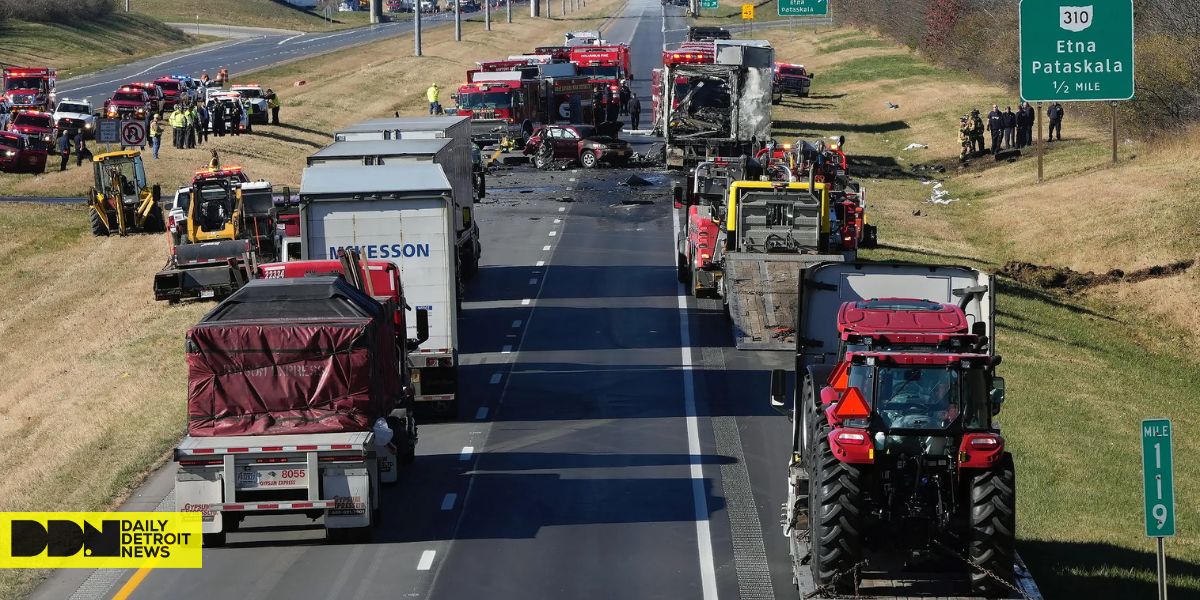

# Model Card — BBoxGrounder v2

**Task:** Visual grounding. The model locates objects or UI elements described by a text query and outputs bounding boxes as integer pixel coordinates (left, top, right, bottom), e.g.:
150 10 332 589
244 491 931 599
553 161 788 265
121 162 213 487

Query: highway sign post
778 0 826 17
1142 418 1175 600
1019 0 1134 179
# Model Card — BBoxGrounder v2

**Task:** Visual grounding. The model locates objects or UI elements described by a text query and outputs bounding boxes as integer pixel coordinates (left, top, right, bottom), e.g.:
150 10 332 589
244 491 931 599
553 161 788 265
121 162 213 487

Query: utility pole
414 2 422 56
561 0 565 13
485 0 490 30
506 0 511 23
454 0 461 40
530 0 538 19
546 0 551 17
125 0 130 12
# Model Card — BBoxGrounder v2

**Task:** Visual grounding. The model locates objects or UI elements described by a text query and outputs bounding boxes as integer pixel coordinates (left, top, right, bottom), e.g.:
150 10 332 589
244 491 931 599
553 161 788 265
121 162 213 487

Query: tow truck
2 67 56 112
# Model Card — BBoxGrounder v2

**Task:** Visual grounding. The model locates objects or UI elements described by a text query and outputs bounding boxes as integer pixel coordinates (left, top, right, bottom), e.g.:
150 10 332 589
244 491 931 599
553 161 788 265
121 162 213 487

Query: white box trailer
299 163 463 415
331 116 481 274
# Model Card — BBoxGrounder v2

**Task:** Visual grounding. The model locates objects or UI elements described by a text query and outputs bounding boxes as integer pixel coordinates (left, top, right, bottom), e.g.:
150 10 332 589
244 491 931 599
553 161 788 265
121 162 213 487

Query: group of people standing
959 101 1065 160
591 80 640 129
53 128 92 172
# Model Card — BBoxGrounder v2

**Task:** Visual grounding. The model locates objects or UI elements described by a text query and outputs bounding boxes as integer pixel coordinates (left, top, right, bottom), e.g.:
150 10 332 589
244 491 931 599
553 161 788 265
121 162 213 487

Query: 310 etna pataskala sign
777 0 827 17
1019 0 1134 102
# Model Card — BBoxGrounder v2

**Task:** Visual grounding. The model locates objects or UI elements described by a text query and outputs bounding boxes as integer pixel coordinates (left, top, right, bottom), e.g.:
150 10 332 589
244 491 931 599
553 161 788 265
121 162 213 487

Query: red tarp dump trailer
186 276 401 437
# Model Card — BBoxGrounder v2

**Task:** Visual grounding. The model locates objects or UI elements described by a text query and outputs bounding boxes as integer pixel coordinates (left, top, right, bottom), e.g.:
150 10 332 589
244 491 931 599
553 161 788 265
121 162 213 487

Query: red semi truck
2 67 57 112
174 265 425 546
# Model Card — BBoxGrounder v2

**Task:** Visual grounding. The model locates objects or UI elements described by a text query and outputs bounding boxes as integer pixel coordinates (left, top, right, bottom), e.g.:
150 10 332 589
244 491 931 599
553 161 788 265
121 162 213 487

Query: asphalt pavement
30 2 803 599
56 9 493 102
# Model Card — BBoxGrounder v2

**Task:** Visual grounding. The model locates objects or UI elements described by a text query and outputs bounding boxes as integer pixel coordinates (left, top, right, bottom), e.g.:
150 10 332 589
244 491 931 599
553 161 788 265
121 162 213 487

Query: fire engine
568 44 633 86
2 67 57 112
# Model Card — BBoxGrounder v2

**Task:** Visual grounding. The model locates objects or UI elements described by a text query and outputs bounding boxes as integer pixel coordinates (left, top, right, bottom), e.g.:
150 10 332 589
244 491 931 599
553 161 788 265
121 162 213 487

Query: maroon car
523 123 630 169
7 110 54 149
103 87 152 120
0 131 48 174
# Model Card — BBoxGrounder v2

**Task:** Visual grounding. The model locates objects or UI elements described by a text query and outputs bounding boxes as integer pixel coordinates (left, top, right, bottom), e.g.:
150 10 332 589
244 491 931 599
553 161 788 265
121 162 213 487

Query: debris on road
621 174 653 186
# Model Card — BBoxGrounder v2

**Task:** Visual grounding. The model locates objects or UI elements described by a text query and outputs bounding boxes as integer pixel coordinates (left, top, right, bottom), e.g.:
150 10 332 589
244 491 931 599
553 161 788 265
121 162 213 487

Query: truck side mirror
770 369 791 419
990 376 1006 415
409 307 431 351
672 183 684 209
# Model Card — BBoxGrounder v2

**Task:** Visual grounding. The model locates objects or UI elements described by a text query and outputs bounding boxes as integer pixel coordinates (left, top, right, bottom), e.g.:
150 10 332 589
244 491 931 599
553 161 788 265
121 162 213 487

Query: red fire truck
2 67 57 112
568 44 633 85
454 71 596 147
650 43 714 134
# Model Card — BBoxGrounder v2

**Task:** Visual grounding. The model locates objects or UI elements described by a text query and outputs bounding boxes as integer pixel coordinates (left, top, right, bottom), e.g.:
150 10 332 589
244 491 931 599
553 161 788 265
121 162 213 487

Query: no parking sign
120 120 147 147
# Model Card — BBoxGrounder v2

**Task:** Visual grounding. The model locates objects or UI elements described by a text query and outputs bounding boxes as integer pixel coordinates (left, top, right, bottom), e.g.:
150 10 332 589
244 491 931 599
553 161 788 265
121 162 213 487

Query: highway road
56 8 500 102
27 1 1039 598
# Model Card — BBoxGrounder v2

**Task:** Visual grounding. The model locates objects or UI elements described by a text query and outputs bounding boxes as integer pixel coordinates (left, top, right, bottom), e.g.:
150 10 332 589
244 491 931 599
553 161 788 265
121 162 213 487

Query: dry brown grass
0 2 620 598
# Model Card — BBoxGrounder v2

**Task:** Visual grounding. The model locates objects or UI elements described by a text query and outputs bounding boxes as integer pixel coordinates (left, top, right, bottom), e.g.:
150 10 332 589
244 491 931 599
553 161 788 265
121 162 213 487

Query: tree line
832 0 1200 131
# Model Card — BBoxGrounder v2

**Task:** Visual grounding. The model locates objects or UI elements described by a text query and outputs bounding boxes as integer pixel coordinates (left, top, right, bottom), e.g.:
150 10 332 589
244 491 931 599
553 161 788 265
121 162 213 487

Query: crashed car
0 131 47 174
7 110 54 149
523 122 631 169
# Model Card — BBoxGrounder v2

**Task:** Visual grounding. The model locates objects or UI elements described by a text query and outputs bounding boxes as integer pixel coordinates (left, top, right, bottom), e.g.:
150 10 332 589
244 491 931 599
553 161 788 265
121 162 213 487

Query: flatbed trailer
723 253 841 350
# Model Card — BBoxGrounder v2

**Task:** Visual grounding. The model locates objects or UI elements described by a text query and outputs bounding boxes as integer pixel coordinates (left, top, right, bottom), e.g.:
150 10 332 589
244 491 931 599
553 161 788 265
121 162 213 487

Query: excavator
153 157 280 303
86 150 165 236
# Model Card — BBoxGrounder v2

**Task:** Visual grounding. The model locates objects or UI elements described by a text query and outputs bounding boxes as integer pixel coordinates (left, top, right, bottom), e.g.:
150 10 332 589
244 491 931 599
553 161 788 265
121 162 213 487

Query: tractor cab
87 150 163 236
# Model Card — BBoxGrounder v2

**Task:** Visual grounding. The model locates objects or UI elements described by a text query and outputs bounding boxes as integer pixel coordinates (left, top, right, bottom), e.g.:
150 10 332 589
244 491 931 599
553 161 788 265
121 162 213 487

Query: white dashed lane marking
489 373 502 384
459 447 474 461
441 493 457 511
475 406 489 420
417 550 436 571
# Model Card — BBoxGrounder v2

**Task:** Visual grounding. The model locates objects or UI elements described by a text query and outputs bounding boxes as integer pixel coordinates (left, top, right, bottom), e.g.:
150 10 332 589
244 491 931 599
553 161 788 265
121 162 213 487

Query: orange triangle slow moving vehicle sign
834 387 871 419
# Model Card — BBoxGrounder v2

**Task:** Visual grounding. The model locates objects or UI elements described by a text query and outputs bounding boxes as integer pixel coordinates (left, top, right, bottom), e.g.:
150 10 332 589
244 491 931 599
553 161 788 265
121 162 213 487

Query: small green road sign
1020 0 1135 102
700 0 717 8
778 0 827 17
1142 418 1176 538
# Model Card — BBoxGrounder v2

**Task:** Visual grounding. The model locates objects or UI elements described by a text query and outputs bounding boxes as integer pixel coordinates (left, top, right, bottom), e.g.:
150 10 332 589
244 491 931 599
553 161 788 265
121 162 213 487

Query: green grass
758 25 1200 600
0 13 206 79
132 0 373 32
817 36 888 54
815 53 948 87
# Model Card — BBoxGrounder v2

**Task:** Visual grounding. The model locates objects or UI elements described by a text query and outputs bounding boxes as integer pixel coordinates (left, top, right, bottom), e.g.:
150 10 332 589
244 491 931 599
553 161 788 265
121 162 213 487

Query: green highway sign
1019 0 1135 102
778 0 827 17
700 0 717 9
1142 419 1176 538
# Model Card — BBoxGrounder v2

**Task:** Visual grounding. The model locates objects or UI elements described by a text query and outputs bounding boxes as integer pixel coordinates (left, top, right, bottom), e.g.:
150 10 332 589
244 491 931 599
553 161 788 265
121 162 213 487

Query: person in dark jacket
73 129 91 166
986 104 1003 155
213 102 227 137
1002 106 1017 149
1048 102 1064 141
1017 102 1035 147
629 91 641 129
591 85 603 126
618 81 631 115
56 130 71 171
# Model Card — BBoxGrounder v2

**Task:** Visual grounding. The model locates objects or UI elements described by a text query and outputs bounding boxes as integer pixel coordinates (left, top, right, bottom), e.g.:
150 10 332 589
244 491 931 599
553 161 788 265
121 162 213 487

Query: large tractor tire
809 431 864 594
799 367 833 465
89 208 109 237
968 453 1016 597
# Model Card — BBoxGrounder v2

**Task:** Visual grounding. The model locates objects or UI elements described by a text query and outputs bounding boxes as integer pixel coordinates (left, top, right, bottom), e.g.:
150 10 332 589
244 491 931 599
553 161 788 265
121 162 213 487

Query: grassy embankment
760 26 1200 599
0 0 621 598
0 12 207 80
132 0 372 32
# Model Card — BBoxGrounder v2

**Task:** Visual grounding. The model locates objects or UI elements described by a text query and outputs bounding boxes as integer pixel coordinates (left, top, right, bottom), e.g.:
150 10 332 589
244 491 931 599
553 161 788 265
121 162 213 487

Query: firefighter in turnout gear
959 116 972 161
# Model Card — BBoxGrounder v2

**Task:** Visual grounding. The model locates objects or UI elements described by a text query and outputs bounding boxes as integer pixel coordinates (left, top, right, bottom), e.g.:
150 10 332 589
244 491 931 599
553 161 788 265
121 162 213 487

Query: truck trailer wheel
968 453 1016 597
809 433 864 593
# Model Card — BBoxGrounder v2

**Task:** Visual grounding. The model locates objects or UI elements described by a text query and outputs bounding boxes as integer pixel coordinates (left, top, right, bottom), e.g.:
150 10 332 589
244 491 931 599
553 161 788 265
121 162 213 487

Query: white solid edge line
417 550 436 570
441 493 457 511
673 186 720 600
459 446 474 460
277 33 305 45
